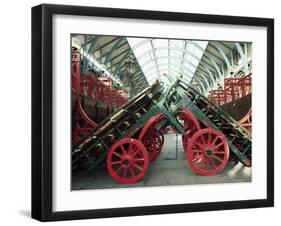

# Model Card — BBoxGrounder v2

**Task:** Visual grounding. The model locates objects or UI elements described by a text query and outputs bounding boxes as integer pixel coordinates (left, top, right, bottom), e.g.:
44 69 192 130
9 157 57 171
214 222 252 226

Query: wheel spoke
122 168 128 177
134 158 145 162
115 165 123 174
120 144 126 154
213 150 225 155
211 136 220 145
207 132 211 146
205 158 209 170
213 155 223 163
190 149 203 154
130 168 136 177
209 157 217 169
192 154 202 162
132 149 141 157
214 142 224 150
111 160 122 165
133 163 143 172
128 142 133 154
197 157 205 168
113 151 122 159
194 141 205 150
199 136 207 145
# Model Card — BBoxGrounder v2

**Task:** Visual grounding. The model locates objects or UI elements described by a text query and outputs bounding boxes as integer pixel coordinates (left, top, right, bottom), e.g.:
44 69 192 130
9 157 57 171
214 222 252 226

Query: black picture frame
32 4 274 222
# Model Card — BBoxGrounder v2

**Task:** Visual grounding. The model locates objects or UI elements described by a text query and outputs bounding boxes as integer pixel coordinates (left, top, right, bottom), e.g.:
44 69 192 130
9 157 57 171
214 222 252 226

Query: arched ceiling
127 38 208 87
72 34 251 97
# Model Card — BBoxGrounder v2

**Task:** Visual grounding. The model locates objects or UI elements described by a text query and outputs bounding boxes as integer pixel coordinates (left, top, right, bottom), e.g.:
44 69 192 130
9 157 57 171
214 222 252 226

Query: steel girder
150 40 161 80
81 36 99 73
103 39 127 65
212 42 231 68
235 43 249 74
92 37 119 53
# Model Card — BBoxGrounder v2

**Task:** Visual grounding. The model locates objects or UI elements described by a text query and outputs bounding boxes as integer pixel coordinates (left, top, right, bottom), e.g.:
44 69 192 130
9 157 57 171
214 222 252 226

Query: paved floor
72 134 251 190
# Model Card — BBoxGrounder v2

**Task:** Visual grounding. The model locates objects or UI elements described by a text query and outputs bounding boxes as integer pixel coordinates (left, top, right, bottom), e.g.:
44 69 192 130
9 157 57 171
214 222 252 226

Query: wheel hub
123 155 133 167
205 149 213 157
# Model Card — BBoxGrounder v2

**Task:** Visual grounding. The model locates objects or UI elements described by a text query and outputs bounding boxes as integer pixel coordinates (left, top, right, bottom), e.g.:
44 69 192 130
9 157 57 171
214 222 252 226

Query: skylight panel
170 40 184 49
154 39 168 48
127 37 208 86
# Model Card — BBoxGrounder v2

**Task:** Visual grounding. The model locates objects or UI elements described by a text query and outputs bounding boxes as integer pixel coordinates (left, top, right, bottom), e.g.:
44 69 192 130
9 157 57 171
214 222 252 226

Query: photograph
71 34 252 190
31 3 274 221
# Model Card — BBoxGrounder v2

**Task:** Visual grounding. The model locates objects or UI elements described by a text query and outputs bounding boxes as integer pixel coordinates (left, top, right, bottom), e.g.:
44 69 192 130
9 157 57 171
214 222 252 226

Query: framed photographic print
32 4 274 221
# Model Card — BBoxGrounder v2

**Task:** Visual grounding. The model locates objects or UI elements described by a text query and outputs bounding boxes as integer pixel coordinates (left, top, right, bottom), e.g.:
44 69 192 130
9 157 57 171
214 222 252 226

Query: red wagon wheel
187 128 229 176
177 109 201 152
106 138 149 184
72 95 97 144
138 114 165 161
142 129 164 161
239 108 252 132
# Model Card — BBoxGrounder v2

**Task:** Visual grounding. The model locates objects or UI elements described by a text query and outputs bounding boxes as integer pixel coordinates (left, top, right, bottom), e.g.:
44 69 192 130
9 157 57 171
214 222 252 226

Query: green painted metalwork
72 77 251 171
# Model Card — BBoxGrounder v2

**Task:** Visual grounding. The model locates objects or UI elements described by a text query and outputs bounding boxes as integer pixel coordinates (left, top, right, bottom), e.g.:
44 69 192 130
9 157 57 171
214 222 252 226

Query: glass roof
127 38 208 86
